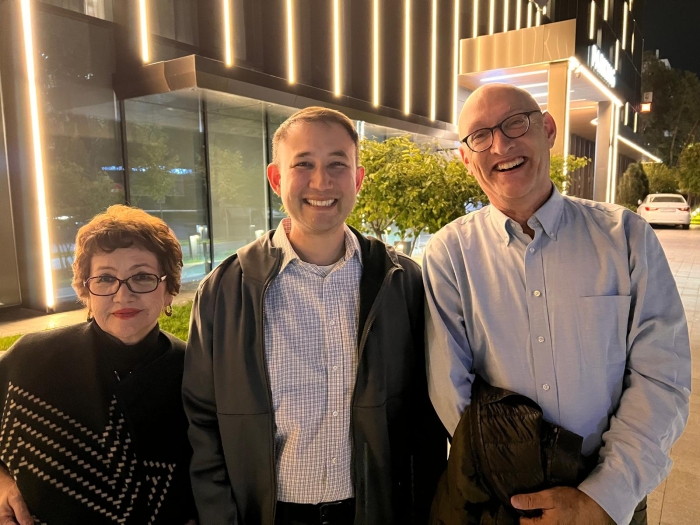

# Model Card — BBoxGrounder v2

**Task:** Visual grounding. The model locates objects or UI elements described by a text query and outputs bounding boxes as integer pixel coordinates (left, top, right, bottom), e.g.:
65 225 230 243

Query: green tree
616 163 649 208
678 143 700 206
641 52 700 166
127 124 179 215
645 162 680 194
549 154 591 193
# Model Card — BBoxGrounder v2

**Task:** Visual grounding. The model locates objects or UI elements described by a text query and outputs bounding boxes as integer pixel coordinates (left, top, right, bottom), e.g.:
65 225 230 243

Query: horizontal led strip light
333 0 341 96
139 0 149 62
589 1 596 40
618 135 662 162
481 70 547 82
569 57 623 107
430 0 437 120
223 0 233 66
404 0 411 115
286 0 295 83
373 0 380 106
453 0 460 124
20 0 55 309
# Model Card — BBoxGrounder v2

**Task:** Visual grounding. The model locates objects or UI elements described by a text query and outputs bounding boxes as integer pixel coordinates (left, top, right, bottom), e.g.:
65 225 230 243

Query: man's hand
0 468 32 525
511 487 614 525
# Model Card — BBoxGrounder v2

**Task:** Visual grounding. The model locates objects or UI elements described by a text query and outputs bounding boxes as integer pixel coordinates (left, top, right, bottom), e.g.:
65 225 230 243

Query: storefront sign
588 45 616 88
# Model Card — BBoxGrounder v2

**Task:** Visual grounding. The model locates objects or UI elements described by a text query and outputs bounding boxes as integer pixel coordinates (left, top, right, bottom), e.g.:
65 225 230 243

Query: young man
183 107 444 525
423 84 691 525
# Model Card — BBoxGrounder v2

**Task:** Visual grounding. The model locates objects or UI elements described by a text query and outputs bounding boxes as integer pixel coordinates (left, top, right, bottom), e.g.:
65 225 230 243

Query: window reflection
40 0 114 21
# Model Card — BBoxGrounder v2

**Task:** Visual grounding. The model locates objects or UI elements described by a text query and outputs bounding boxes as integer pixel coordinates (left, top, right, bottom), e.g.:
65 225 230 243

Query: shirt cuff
578 463 639 525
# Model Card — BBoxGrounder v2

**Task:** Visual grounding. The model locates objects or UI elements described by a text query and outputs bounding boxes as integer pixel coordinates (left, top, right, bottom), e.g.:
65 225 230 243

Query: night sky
643 0 700 76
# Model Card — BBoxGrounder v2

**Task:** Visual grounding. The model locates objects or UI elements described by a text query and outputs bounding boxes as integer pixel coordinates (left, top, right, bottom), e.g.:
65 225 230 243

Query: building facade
0 0 659 312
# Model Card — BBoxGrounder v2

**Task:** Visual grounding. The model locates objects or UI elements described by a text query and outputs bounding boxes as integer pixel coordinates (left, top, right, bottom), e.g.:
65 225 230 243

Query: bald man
423 84 691 525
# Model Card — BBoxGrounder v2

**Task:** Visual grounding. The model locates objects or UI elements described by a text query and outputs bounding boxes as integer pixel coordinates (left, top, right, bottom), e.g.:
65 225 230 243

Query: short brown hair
272 106 360 164
72 205 183 305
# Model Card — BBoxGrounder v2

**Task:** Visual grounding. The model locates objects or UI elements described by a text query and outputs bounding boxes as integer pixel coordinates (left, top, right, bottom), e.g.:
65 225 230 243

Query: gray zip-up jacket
183 228 446 525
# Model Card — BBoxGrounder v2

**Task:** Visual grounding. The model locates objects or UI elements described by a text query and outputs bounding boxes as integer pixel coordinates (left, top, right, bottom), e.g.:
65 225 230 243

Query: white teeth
496 157 525 171
307 199 335 207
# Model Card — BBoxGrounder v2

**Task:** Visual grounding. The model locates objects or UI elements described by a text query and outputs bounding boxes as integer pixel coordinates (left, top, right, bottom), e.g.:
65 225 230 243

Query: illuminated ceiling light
453 0 460 124
527 1 533 28
223 0 233 67
531 92 548 98
430 0 437 120
503 0 509 32
481 70 547 82
517 81 549 89
139 0 149 62
536 6 542 27
516 0 522 30
589 1 596 40
20 0 55 309
286 0 295 83
622 2 628 49
634 111 638 133
570 105 598 110
333 0 341 96
603 0 608 21
570 57 623 107
404 0 411 115
489 0 495 35
615 39 620 70
473 0 479 38
373 0 380 107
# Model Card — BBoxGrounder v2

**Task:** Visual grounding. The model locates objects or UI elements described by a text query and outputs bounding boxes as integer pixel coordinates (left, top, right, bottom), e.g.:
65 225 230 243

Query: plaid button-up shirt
264 219 362 503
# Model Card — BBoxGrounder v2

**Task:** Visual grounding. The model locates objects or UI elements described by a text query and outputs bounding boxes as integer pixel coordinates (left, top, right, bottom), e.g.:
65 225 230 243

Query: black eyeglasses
461 110 543 153
84 273 166 296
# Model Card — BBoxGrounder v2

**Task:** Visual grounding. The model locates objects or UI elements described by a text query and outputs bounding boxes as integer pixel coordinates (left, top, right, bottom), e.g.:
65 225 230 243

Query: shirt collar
489 184 564 245
272 218 362 274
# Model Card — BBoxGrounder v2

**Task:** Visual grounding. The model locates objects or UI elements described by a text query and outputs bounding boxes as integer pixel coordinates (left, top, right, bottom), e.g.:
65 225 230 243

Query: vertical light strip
615 39 620 70
622 2 628 49
516 0 522 30
562 64 573 194
404 0 411 115
223 0 233 67
430 0 438 120
20 0 54 309
333 0 341 96
624 102 629 125
373 0 380 107
489 0 495 34
453 0 460 124
139 0 149 62
286 0 295 83
536 5 541 26
630 0 634 9
634 111 638 133
631 31 635 54
473 0 479 38
503 0 509 32
543 6 547 16
610 105 620 203
527 1 533 28
603 0 608 21
589 1 596 40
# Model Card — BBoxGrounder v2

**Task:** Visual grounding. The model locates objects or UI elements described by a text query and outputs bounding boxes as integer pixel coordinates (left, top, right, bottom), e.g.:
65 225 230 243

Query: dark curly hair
71 205 183 305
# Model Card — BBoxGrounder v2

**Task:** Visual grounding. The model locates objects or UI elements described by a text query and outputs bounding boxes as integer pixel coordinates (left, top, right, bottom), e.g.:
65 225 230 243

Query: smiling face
458 84 557 214
87 246 173 345
267 120 364 241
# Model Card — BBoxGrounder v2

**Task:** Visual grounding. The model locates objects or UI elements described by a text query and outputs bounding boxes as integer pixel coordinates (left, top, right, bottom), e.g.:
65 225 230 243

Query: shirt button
332 411 338 417
331 457 337 465
537 336 545 343
542 384 550 391
529 247 535 253
329 319 335 326
533 290 541 297
332 365 338 371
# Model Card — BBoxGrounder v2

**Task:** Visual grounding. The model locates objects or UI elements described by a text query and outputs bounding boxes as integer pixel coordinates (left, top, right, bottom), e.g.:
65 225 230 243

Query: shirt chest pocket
576 295 631 367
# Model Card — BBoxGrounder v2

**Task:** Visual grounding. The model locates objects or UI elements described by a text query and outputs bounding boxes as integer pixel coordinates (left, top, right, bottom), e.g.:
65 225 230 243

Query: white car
637 194 691 229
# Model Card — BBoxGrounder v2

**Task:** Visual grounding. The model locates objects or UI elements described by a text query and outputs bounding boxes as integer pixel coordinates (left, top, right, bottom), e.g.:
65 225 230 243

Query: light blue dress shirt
423 187 691 525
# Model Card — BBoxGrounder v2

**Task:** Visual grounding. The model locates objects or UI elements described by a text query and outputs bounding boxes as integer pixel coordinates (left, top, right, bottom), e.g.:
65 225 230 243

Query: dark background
644 0 700 75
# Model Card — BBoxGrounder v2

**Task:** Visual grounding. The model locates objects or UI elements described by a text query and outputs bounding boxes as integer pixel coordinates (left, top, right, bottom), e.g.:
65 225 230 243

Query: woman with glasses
0 205 197 525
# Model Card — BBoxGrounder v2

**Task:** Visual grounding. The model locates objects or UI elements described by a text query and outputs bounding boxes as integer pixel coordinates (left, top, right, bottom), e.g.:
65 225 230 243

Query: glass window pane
205 92 268 266
124 94 210 289
265 105 295 231
37 9 125 303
